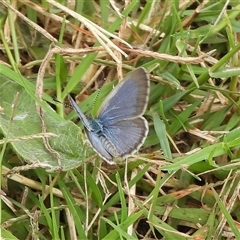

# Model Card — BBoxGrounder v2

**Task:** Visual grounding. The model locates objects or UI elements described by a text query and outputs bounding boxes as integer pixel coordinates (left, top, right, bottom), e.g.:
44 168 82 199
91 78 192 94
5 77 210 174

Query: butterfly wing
101 117 149 158
86 117 148 163
69 95 92 131
98 68 149 122
85 130 118 164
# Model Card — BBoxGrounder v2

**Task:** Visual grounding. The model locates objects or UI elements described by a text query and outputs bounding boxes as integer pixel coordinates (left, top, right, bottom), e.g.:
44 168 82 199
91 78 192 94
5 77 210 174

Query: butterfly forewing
98 68 149 122
69 96 92 131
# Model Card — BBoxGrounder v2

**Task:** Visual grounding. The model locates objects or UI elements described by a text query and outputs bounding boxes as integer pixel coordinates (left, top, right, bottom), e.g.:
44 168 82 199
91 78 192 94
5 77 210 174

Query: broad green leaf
0 77 90 171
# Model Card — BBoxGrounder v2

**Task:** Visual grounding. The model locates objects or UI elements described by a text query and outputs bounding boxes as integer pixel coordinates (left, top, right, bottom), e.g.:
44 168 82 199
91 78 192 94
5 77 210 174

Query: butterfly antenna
52 96 73 109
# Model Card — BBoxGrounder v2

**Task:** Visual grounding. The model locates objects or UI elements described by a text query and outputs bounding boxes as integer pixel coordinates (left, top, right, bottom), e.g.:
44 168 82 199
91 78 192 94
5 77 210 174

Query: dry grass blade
1 0 57 43
46 0 131 61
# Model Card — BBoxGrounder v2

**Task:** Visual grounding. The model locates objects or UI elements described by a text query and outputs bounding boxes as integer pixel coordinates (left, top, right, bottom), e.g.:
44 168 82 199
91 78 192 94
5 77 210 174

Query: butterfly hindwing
101 117 148 158
85 130 118 164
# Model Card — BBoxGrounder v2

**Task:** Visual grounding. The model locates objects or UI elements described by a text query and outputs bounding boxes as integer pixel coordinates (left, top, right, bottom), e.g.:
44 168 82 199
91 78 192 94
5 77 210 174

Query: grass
1 0 240 239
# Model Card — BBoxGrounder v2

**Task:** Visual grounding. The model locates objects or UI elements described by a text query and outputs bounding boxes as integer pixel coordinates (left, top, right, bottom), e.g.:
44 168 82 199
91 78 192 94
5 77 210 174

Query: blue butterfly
69 67 150 164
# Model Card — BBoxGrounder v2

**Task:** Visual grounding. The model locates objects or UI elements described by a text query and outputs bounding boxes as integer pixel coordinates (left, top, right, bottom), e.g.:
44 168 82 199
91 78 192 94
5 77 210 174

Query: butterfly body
70 67 150 164
88 118 104 134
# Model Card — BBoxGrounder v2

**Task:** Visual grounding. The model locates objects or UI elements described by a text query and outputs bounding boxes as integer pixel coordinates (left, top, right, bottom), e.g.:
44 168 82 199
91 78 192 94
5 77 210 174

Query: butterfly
69 67 150 164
